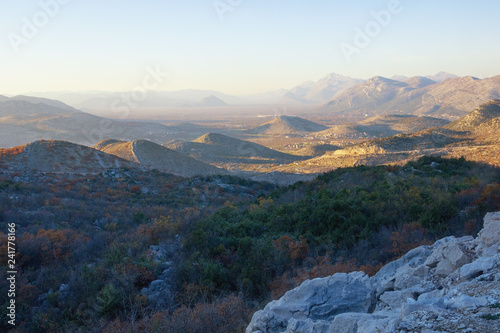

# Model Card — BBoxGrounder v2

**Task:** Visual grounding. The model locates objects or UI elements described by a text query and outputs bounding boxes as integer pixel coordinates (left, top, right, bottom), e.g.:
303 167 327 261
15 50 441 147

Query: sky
1 0 500 95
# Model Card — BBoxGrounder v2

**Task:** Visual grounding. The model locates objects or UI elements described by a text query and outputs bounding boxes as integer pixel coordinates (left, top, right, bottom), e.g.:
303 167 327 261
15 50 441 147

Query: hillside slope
198 95 228 107
321 75 500 119
9 95 77 111
246 116 328 135
445 99 500 131
279 99 500 173
316 115 449 140
0 140 140 173
278 73 364 104
0 98 194 148
321 76 410 114
94 139 223 177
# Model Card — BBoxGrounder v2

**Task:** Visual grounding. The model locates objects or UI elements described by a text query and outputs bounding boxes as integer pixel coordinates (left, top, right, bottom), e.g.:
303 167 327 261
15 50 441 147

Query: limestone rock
459 256 497 279
478 212 500 247
372 245 431 296
246 212 500 333
425 239 472 276
328 313 373 333
246 272 374 333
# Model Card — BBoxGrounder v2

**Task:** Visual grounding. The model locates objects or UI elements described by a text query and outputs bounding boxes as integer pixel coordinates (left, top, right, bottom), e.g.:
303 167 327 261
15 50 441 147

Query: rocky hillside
316 115 449 140
94 139 223 177
332 99 500 155
321 75 500 119
322 76 409 115
295 144 341 156
360 115 450 133
0 140 140 174
247 212 500 333
270 99 500 174
246 116 328 135
278 73 364 105
445 99 500 132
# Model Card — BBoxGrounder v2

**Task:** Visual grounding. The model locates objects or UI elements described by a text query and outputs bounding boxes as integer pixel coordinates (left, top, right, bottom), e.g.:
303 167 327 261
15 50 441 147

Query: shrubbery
0 157 499 332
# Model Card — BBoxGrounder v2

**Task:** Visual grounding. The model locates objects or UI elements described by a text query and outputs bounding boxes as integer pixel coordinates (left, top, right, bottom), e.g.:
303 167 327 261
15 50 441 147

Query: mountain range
278 73 364 105
390 72 458 83
0 96 222 148
26 72 464 110
320 75 500 119
25 73 363 109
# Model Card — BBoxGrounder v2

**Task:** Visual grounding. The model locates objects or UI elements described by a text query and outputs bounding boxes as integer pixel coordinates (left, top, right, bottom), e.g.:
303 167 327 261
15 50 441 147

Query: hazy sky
1 0 500 95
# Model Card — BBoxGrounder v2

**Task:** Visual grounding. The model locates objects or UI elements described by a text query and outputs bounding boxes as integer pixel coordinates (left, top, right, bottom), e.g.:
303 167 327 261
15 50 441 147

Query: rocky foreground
247 212 500 333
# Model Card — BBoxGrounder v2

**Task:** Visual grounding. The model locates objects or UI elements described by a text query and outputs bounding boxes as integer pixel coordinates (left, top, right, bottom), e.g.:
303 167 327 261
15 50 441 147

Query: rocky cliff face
247 212 500 333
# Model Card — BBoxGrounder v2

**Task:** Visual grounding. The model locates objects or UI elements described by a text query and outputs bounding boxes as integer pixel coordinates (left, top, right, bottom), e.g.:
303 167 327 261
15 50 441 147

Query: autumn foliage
17 229 89 267
0 145 25 157
0 157 499 332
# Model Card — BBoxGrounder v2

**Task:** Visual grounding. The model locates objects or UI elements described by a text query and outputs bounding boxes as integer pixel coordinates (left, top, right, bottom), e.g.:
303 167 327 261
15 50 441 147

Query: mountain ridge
320 74 500 119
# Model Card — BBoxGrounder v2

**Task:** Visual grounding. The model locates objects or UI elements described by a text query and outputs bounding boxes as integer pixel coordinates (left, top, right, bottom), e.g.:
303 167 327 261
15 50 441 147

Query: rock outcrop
247 212 500 333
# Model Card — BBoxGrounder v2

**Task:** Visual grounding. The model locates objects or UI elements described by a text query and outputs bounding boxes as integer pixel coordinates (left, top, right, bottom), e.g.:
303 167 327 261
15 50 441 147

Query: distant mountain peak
279 73 364 104
199 95 228 107
403 76 437 88
425 72 458 82
390 75 409 82
368 76 402 84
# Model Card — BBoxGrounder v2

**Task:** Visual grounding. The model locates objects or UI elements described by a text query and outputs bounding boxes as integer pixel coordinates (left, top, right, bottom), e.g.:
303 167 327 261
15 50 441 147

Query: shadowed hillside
94 139 223 177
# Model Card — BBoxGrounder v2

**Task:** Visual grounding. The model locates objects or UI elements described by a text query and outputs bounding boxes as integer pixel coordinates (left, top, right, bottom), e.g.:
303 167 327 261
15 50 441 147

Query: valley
1 73 500 333
3 2 500 332
2 76 499 180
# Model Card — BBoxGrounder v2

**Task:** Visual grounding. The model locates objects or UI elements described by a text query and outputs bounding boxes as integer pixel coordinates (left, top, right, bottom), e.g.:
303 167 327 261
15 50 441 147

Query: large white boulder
424 238 472 276
246 272 374 333
478 212 500 247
